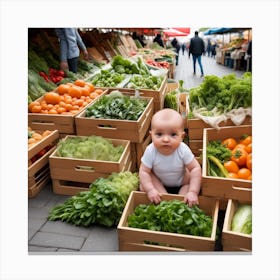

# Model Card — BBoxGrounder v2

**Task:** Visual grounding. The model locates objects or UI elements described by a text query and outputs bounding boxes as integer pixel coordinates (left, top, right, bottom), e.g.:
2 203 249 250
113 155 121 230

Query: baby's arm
139 163 162 204
184 158 202 206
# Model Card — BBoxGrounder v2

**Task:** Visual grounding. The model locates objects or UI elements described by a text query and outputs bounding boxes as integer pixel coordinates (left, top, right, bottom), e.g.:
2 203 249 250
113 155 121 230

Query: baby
139 108 202 206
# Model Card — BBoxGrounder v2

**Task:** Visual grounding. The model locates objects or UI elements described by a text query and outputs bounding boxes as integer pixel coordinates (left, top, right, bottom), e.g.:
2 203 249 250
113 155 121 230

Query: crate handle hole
75 166 95 172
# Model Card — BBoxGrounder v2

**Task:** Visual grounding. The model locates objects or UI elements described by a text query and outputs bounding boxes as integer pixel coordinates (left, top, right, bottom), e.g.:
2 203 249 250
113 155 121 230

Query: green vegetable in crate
56 135 124 161
128 75 163 90
91 69 125 87
189 73 252 115
111 55 140 74
206 140 232 178
231 204 252 234
164 89 179 110
128 199 214 237
85 91 148 120
48 171 139 227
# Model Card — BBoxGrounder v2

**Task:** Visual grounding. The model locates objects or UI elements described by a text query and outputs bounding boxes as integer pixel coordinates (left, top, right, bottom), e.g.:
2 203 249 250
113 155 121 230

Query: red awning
163 28 190 37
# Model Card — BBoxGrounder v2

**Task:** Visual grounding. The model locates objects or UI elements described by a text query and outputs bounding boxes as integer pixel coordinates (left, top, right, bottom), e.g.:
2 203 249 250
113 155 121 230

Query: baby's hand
184 191 199 207
147 189 161 204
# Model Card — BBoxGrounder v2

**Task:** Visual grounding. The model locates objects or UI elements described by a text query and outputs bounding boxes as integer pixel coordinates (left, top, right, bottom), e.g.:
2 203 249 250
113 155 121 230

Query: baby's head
150 109 185 155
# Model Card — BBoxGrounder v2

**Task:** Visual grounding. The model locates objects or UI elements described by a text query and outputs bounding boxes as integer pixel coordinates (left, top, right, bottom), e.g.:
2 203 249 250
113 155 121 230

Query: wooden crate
222 199 252 251
117 191 219 252
28 130 59 163
166 81 179 93
51 157 133 196
28 89 108 134
28 146 56 198
201 125 252 201
75 92 153 143
189 139 203 157
187 116 252 141
121 76 167 112
49 136 131 192
130 132 151 170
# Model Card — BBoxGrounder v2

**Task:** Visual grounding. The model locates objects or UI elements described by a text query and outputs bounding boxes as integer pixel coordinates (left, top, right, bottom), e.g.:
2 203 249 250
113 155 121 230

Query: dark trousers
67 57 79 73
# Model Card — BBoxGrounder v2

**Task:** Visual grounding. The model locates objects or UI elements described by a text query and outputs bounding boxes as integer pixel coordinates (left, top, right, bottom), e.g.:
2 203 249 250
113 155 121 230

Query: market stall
28 27 252 253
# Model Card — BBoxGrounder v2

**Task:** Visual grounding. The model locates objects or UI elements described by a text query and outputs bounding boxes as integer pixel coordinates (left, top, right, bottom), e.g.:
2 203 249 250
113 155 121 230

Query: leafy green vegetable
85 90 148 120
90 69 126 87
111 55 140 75
48 172 139 227
128 75 163 90
189 73 252 116
164 90 178 110
206 140 232 178
231 204 252 234
56 135 124 161
128 200 214 237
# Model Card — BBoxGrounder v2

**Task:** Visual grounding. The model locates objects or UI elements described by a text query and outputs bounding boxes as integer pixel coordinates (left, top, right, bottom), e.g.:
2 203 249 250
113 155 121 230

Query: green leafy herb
128 200 213 237
48 172 139 227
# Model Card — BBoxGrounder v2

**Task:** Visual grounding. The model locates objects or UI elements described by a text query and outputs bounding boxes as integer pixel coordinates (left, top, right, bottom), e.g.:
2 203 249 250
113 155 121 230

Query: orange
222 138 237 150
94 89 104 95
68 86 82 98
228 173 239 179
245 143 252 154
85 82 95 92
44 92 61 104
90 92 98 99
224 160 239 173
74 79 86 87
48 108 58 114
237 168 251 180
57 84 71 94
28 101 40 112
57 107 67 114
80 87 90 96
31 105 42 113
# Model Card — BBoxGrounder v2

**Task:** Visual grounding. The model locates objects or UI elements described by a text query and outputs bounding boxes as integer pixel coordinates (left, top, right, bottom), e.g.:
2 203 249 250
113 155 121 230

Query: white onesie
141 142 194 187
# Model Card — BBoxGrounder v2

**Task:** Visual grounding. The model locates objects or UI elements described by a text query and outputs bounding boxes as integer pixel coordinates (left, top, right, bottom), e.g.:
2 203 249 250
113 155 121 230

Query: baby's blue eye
155 132 162 136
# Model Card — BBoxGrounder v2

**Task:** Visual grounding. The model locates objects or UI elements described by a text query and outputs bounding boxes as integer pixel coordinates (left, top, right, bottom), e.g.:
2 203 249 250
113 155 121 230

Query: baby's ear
181 130 186 139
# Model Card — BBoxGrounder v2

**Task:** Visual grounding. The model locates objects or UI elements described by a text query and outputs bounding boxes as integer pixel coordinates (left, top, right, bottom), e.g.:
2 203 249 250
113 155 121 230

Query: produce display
90 69 126 87
145 59 169 69
55 135 124 161
127 75 164 90
207 134 252 180
28 79 104 115
28 128 54 163
164 89 179 110
128 200 214 237
231 204 252 234
189 72 252 118
48 171 139 227
28 127 52 148
85 91 148 120
111 55 150 75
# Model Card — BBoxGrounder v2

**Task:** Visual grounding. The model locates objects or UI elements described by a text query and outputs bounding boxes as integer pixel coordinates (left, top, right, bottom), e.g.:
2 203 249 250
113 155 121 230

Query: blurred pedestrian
55 28 88 73
211 42 217 58
171 38 180 65
181 42 186 55
189 31 205 77
153 33 164 48
206 38 211 57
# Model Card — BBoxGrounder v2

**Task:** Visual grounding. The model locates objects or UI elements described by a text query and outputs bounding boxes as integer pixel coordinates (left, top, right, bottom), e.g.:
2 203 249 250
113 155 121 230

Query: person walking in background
181 42 186 55
153 33 164 48
171 38 180 65
189 31 205 77
211 41 217 59
55 28 89 73
206 38 211 57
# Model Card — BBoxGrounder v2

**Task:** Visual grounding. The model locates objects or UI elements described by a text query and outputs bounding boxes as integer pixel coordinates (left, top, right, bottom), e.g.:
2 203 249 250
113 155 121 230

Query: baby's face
150 121 184 156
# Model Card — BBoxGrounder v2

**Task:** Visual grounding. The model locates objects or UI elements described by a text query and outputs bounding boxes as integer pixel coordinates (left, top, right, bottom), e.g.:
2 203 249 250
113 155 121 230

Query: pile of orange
28 79 104 115
222 135 252 180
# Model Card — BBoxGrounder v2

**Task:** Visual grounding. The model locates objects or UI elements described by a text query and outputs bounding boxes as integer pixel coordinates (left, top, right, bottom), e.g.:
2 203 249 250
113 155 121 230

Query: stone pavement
174 49 245 89
28 52 246 254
